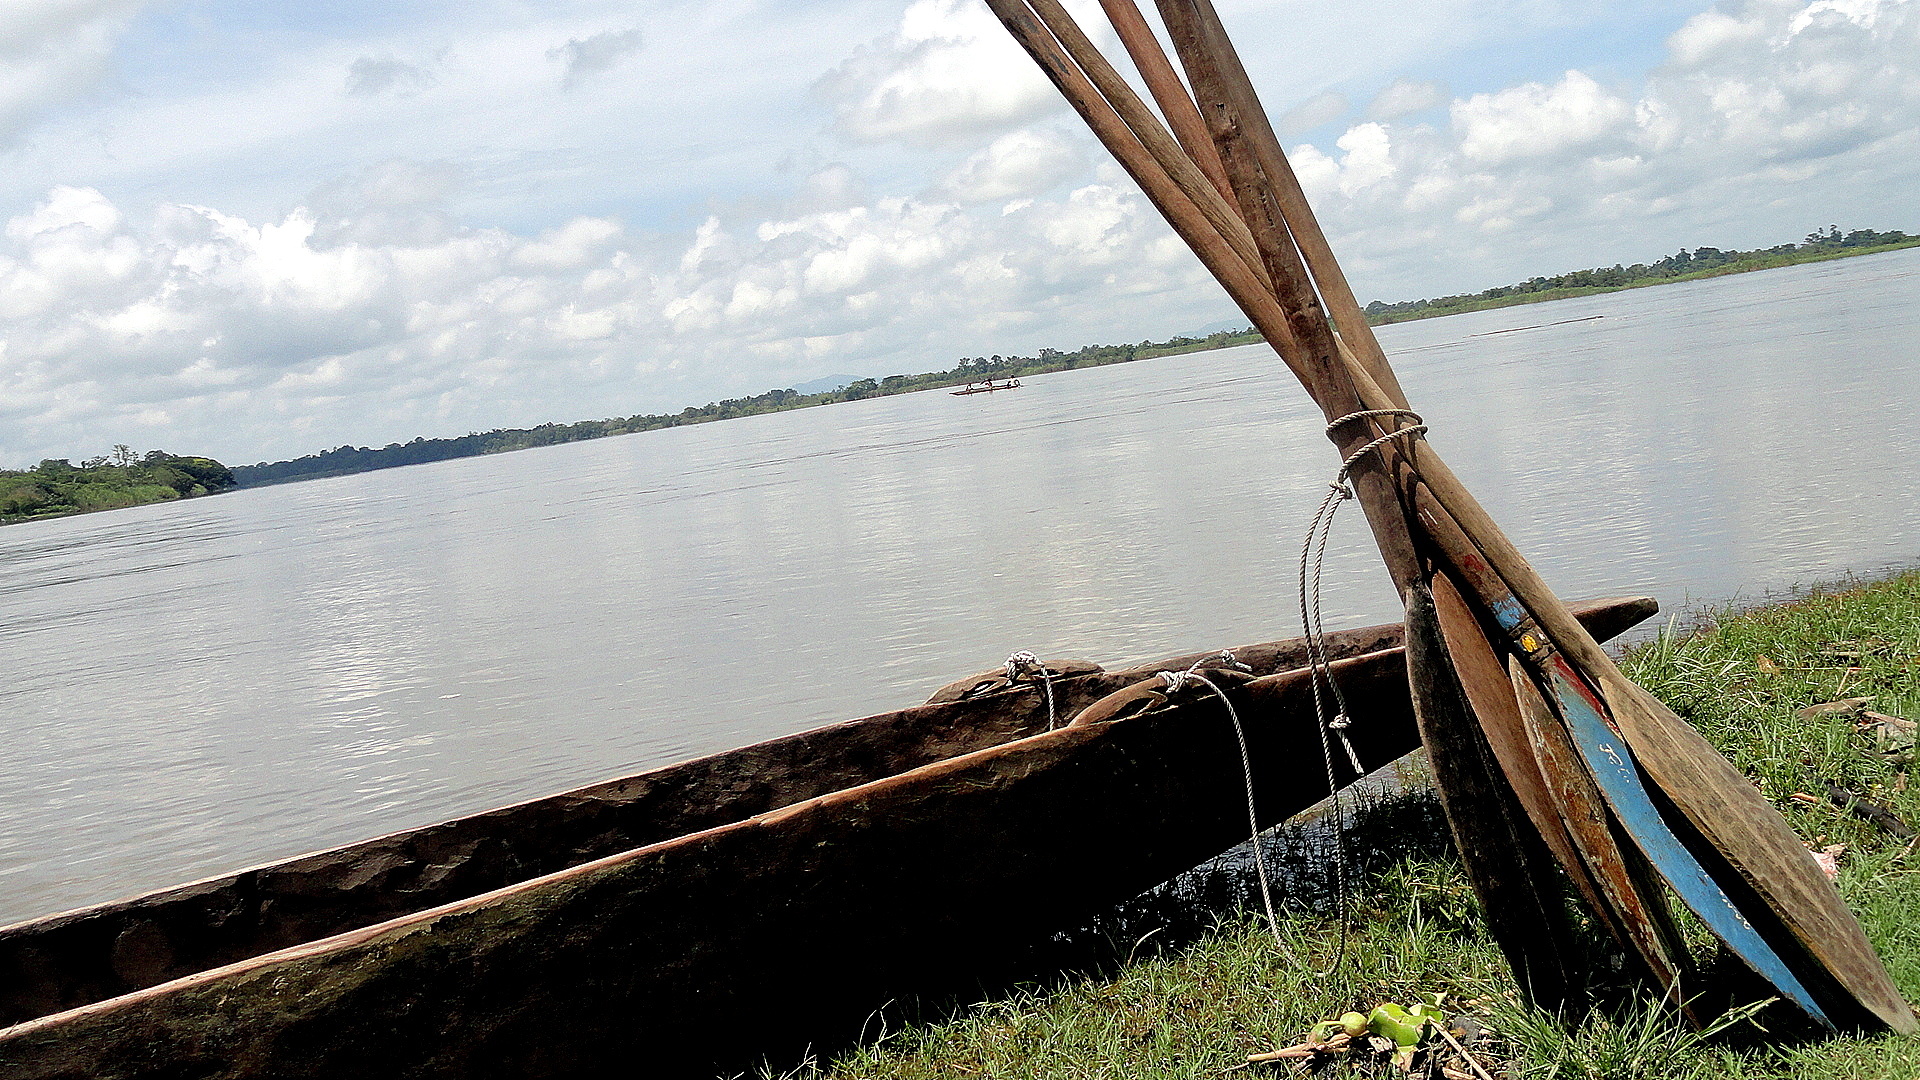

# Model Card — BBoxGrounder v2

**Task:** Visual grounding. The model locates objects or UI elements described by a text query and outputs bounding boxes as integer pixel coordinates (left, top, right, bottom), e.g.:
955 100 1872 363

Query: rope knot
1007 649 1060 730
1327 713 1352 730
1207 649 1252 674
1157 669 1193 694
1004 650 1043 681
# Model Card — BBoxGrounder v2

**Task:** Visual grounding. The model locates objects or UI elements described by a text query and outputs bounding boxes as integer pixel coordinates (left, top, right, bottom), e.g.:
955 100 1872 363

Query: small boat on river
950 378 1021 394
0 597 1656 1079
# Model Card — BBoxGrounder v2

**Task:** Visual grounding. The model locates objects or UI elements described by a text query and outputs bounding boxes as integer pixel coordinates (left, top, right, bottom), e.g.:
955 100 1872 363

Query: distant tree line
228 328 1260 487
1 448 237 524
1362 226 1915 324
222 223 1913 489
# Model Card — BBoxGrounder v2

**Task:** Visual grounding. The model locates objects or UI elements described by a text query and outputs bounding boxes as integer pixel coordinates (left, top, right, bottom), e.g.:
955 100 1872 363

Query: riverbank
1360 234 1920 326
785 571 1920 1080
0 453 237 526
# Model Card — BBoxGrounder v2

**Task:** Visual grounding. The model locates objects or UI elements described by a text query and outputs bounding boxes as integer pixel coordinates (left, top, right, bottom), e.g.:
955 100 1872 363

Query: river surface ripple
2 248 1916 925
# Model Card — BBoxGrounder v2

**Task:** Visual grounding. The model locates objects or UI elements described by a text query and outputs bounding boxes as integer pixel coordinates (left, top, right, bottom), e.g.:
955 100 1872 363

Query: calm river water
3 249 1917 925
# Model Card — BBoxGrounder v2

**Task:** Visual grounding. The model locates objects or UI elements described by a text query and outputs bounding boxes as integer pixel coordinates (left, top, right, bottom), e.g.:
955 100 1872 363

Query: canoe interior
0 598 1656 1072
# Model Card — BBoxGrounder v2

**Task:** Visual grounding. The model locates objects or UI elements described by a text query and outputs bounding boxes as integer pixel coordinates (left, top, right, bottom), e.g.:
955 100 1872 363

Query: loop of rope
1324 408 1422 437
1005 650 1058 730
1295 410 1427 977
1335 421 1427 485
1153 649 1252 696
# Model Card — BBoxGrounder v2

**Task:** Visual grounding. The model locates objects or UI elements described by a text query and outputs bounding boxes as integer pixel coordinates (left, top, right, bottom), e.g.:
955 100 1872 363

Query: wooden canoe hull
0 599 1656 1079
0 609 1496 1029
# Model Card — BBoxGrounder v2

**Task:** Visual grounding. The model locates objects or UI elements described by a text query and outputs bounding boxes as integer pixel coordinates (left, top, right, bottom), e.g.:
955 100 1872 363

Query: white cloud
1276 91 1350 135
0 0 144 143
548 28 643 90
1274 0 1920 295
345 57 437 98
816 0 1068 145
1332 123 1397 195
1453 71 1634 164
0 174 1227 464
938 125 1090 203
1366 79 1448 121
515 216 623 271
5 0 1920 466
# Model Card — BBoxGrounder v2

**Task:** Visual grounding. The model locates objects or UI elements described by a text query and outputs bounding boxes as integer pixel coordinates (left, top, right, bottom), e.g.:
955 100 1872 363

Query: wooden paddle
1140 0 1908 1031
982 0 1915 1034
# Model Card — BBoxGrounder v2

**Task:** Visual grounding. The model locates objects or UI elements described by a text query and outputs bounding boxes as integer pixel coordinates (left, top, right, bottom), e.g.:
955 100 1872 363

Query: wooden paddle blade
1408 476 1909 1030
1429 577 1594 886
1506 657 1695 1007
1429 573 1691 1006
1600 680 1919 1034
1526 655 1837 1029
1404 581 1582 1011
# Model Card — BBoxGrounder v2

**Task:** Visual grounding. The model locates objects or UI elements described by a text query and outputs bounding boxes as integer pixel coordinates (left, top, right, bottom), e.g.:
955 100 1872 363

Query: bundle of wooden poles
983 0 1914 1034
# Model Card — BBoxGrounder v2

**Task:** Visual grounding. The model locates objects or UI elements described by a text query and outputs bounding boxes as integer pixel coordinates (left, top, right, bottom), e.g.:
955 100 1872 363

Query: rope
1152 653 1297 961
1325 408 1423 437
1005 650 1058 730
1296 409 1427 976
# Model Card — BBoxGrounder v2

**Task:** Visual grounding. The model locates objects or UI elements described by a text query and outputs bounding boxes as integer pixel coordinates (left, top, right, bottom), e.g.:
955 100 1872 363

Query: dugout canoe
0 597 1656 1079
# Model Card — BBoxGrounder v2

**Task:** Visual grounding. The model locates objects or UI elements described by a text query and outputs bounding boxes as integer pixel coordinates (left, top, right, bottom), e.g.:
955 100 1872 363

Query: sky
2 0 1916 466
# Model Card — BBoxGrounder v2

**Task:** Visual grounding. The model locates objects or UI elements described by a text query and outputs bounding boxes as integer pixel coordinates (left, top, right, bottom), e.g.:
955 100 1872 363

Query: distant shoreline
22 233 1917 497
1362 235 1920 325
0 453 238 527
233 235 1916 490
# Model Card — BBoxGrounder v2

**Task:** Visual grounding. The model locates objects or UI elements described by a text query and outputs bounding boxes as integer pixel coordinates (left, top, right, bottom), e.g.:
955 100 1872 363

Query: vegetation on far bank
1363 226 1919 325
771 570 1920 1080
0 447 237 525
231 225 1914 490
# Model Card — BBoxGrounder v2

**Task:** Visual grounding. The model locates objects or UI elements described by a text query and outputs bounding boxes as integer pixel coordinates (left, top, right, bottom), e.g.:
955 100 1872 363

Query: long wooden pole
1146 0 1593 1004
979 0 1304 377
1022 0 1268 288
991 13 1577 989
1170 0 1411 410
987 0 1914 1034
1095 0 1234 202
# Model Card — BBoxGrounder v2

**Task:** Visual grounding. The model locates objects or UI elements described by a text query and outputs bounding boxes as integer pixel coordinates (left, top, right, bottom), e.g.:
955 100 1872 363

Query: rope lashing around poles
1005 650 1059 730
1302 408 1428 769
1298 408 1427 975
1151 651 1300 959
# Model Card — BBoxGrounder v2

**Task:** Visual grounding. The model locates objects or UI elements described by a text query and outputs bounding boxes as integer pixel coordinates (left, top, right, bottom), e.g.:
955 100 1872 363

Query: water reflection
0 249 1915 924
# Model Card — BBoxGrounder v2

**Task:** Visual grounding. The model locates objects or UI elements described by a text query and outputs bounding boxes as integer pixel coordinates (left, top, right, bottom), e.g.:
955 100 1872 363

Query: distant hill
792 374 859 396
1176 318 1252 339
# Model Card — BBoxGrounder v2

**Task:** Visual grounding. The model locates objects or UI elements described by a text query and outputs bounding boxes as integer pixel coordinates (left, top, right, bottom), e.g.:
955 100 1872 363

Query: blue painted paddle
1485 596 1836 1030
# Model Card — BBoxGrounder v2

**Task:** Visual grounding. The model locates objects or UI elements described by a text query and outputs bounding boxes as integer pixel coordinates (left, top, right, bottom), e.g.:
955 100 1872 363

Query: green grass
760 571 1920 1080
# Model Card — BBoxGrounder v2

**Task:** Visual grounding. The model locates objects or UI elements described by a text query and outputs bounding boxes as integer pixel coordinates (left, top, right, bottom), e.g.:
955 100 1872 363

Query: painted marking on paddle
1547 658 1834 1029
1484 593 1836 1028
